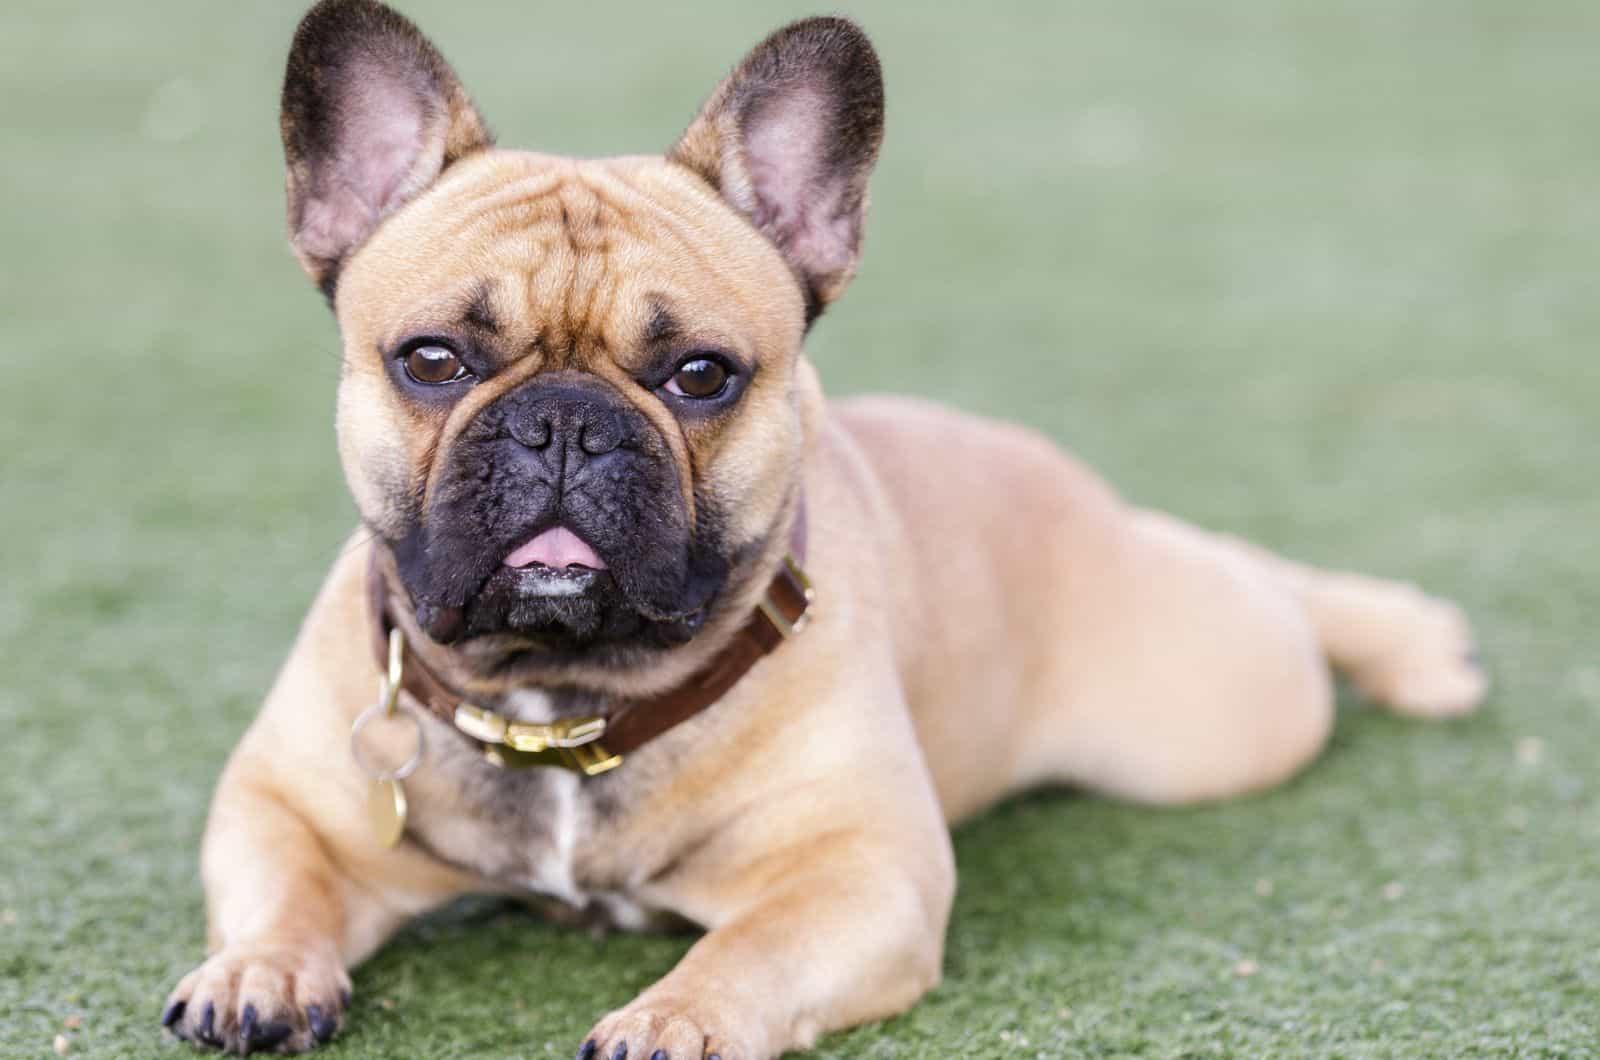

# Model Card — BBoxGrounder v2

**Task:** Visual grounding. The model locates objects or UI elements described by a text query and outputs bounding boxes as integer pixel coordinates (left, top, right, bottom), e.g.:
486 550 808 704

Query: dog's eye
665 357 730 399
403 344 467 385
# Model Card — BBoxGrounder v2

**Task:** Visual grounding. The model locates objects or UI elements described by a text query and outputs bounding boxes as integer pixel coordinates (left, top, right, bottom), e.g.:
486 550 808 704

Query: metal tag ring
350 704 425 783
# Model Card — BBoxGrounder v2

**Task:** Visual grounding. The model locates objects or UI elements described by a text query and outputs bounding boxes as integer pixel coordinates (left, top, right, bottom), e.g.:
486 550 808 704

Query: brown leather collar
366 506 812 776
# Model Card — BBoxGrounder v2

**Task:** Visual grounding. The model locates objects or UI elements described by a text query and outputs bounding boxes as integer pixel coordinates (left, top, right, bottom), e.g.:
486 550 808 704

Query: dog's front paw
161 942 350 1054
579 991 763 1060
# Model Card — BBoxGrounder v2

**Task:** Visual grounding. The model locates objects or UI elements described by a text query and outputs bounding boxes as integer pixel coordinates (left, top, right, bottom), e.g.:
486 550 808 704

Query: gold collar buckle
453 703 623 777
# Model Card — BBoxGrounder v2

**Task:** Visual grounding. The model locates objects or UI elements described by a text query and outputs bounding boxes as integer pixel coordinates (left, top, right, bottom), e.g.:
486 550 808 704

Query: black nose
507 385 625 460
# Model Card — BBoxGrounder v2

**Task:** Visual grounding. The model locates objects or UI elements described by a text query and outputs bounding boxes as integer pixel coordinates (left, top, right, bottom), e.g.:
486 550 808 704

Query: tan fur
167 23 1485 1059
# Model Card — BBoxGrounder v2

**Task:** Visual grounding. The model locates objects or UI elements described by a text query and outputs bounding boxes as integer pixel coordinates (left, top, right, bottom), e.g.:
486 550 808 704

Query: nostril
578 411 623 455
509 411 553 450
501 389 625 456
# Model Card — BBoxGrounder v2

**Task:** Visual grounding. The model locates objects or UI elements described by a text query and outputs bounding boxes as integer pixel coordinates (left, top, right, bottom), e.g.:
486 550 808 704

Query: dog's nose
507 388 624 459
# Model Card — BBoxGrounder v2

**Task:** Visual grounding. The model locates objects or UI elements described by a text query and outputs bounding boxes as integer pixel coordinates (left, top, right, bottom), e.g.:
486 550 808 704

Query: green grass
3 0 1598 1056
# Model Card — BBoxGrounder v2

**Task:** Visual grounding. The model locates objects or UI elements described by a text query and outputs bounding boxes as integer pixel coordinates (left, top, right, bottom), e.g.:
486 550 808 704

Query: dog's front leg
583 807 955 1060
162 748 470 1053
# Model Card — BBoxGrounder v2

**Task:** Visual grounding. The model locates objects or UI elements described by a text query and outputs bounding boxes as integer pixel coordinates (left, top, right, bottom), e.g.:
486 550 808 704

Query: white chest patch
482 689 589 906
405 691 664 929
520 766 584 907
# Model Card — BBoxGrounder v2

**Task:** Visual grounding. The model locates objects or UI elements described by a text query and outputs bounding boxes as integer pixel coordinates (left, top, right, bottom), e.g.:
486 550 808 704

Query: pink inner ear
742 84 855 280
341 53 434 213
295 52 440 264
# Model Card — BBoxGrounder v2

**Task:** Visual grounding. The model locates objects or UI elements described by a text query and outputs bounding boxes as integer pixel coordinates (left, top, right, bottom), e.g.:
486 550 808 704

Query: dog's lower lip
507 562 601 598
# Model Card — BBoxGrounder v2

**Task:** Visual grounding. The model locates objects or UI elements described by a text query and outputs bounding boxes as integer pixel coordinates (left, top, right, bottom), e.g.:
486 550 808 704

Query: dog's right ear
281 0 491 299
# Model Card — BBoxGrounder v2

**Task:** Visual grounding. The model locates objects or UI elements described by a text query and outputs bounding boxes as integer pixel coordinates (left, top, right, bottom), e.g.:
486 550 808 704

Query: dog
159 1 1488 1055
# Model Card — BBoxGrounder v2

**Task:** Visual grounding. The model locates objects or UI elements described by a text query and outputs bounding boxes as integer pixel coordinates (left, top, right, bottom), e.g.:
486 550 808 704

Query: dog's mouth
461 546 622 645
418 522 645 651
502 526 609 597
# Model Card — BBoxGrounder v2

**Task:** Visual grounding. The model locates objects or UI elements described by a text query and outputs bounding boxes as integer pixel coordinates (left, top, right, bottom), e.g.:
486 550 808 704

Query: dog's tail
1244 538 1486 717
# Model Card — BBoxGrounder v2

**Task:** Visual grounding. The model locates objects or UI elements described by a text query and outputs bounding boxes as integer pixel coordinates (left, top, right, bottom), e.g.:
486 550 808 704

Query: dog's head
279 0 881 681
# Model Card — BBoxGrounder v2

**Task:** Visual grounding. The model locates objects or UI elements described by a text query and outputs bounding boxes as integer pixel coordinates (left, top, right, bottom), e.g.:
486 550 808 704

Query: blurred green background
3 1 1597 1056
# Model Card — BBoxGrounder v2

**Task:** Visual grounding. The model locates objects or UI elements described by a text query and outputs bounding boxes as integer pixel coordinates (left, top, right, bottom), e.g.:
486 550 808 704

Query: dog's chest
402 698 662 929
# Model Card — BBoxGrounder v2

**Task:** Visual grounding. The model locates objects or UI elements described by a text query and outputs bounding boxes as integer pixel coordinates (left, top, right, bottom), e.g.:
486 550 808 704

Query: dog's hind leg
1008 507 1485 808
1138 512 1489 719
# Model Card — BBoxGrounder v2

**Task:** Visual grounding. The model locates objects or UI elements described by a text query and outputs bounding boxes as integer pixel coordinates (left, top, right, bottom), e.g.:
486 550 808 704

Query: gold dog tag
367 778 407 849
352 629 423 850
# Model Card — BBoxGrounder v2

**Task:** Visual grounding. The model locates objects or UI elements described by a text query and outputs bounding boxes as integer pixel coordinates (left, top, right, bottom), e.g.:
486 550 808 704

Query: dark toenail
308 1003 337 1043
611 1044 628 1060
256 1021 292 1049
339 988 353 1008
240 1003 259 1042
650 1051 668 1060
577 1041 597 1060
197 1001 217 1042
161 999 186 1027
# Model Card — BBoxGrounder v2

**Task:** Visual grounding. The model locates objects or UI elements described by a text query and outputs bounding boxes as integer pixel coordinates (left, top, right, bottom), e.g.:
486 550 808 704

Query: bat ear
669 18 884 321
280 0 491 299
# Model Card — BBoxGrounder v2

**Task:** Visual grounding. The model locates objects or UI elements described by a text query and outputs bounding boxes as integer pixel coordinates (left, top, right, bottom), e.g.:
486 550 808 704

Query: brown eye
403 344 466 385
665 357 730 399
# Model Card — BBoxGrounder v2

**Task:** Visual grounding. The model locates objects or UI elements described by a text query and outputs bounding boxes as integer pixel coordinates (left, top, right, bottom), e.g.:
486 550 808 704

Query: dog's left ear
670 18 884 320
280 0 492 298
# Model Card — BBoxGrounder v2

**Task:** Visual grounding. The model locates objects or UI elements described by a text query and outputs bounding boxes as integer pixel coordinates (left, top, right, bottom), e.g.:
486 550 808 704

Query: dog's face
331 155 803 663
279 2 882 678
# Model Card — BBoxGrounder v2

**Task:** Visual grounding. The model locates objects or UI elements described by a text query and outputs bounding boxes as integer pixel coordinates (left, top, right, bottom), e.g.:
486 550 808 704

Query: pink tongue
504 526 607 571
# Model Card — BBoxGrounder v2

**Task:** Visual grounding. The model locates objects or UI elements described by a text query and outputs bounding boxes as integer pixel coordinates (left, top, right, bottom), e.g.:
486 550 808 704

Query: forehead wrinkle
471 180 633 367
586 237 638 366
434 174 595 308
373 191 574 353
444 166 764 367
595 177 784 346
570 199 677 365
437 168 568 242
575 169 754 299
560 185 616 357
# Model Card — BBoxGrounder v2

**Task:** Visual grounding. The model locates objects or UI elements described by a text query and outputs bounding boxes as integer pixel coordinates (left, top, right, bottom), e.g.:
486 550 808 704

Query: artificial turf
3 0 1598 1056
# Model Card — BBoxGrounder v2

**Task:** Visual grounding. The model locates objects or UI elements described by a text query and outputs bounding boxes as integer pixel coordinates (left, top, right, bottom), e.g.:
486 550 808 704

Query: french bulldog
161 1 1487 1055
